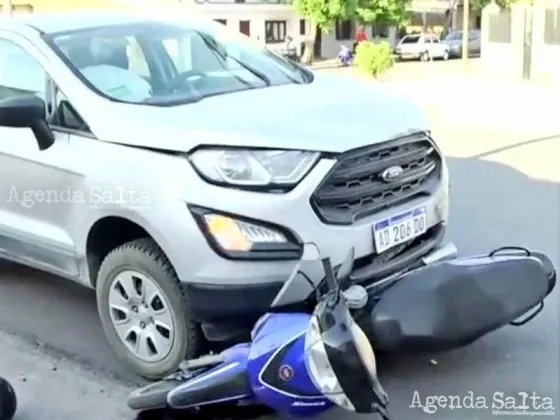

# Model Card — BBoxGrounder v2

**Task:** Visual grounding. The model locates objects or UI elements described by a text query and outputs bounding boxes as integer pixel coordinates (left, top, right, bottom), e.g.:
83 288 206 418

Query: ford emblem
381 165 404 182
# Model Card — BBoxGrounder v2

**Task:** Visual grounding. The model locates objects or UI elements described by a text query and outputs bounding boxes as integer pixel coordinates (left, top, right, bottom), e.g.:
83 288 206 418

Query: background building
3 0 482 58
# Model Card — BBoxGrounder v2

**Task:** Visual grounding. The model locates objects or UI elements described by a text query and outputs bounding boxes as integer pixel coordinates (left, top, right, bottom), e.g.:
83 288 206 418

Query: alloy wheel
108 270 175 362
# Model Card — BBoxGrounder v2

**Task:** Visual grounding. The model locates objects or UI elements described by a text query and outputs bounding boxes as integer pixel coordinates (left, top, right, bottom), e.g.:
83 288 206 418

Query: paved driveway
0 69 558 419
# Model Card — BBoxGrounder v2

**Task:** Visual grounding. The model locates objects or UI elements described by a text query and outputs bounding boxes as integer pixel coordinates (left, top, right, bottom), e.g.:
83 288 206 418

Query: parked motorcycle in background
337 44 353 66
281 35 300 62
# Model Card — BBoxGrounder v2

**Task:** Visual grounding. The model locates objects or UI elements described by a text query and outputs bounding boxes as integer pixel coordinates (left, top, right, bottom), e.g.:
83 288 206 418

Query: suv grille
311 133 441 225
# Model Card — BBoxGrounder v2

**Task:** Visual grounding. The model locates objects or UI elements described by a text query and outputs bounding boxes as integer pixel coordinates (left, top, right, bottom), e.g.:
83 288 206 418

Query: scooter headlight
304 315 355 411
304 303 388 414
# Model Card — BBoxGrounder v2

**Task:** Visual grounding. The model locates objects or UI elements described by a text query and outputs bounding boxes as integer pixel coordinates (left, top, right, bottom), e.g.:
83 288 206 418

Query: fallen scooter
0 377 16 420
128 243 556 420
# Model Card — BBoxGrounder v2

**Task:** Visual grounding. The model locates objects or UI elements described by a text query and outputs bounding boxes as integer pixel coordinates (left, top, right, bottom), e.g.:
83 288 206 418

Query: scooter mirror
0 377 17 420
301 243 321 261
337 247 355 288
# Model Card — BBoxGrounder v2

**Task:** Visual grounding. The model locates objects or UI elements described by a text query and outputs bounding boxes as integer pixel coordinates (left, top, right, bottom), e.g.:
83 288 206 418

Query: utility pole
461 0 470 63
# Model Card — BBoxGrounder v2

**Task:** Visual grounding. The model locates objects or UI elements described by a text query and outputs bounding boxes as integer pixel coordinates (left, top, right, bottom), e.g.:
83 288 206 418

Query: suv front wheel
96 238 201 379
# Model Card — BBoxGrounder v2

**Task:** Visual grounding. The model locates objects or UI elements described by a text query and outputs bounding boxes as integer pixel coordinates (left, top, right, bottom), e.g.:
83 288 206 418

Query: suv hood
89 73 429 154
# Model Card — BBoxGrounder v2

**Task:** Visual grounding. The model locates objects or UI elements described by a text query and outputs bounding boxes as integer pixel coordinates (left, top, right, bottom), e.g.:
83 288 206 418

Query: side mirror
0 95 55 151
337 247 355 287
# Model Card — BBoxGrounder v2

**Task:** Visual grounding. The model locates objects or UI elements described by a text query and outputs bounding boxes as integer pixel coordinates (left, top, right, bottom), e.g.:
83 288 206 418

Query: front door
0 36 79 277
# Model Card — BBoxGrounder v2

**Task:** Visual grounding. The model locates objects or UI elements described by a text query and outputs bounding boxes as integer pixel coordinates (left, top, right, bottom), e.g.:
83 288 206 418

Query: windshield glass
400 35 420 44
445 31 462 40
46 19 310 105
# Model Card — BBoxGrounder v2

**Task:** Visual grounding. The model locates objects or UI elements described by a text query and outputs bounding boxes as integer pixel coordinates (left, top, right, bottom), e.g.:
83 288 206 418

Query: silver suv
0 12 449 379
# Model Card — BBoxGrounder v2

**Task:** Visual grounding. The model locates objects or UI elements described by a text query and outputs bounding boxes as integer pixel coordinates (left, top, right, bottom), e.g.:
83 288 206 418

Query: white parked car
395 33 450 61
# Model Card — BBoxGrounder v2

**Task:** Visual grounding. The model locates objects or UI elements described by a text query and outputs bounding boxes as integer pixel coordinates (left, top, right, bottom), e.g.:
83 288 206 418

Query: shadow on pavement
472 134 559 160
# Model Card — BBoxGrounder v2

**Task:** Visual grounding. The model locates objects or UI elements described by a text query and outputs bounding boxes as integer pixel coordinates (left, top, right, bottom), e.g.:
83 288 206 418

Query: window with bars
371 22 389 38
335 20 353 40
265 20 287 43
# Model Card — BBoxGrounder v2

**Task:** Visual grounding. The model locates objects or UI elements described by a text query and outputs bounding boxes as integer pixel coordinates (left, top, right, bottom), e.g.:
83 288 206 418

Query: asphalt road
0 81 558 419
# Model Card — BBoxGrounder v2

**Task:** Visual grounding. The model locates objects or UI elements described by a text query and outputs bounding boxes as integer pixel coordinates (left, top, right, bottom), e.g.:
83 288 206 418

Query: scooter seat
370 253 553 353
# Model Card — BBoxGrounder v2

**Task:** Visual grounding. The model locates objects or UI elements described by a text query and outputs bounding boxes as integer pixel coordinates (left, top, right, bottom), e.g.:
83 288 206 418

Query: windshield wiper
142 92 202 106
197 32 271 86
226 54 271 86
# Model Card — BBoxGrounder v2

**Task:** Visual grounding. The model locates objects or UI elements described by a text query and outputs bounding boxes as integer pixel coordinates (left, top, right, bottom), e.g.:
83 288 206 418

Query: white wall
481 1 560 84
480 4 525 80
530 2 560 84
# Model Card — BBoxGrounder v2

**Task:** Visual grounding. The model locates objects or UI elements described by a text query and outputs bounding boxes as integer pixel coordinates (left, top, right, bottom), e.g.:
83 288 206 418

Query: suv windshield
45 19 310 105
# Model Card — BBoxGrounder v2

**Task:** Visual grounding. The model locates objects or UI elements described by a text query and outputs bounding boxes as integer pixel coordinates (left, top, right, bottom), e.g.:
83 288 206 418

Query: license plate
373 207 427 254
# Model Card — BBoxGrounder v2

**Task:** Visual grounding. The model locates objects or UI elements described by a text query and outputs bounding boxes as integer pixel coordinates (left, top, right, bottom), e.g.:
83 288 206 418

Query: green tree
292 0 359 63
356 0 411 28
471 0 518 10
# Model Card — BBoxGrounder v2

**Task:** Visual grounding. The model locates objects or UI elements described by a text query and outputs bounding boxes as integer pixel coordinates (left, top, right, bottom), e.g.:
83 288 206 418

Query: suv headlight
189 148 320 188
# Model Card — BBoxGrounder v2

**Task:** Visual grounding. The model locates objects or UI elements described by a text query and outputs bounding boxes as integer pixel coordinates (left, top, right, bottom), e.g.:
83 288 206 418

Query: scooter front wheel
0 377 16 420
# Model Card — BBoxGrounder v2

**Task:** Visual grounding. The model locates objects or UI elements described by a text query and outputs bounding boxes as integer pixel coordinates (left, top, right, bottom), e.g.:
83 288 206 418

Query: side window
0 39 88 132
430 36 440 44
51 89 90 133
0 39 47 100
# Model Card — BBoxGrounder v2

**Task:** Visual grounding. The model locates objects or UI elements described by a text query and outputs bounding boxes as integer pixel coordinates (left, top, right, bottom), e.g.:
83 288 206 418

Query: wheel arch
84 214 173 288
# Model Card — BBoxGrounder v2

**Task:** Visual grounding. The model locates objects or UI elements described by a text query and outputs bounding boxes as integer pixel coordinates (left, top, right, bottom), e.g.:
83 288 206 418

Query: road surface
0 73 558 419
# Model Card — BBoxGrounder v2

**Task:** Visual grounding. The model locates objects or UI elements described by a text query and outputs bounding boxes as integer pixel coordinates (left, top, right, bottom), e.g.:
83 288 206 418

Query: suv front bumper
179 162 448 339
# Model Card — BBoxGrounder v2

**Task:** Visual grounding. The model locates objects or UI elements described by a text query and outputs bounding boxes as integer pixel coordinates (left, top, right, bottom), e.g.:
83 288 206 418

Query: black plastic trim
184 281 284 326
188 205 303 261
310 133 442 226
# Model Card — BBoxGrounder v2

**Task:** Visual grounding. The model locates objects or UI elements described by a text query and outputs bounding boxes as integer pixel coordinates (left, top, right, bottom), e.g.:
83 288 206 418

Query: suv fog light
203 214 287 252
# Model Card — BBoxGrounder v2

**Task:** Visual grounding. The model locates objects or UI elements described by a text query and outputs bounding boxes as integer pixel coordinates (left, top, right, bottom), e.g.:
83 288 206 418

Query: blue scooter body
247 313 332 417
167 343 253 409
166 312 331 417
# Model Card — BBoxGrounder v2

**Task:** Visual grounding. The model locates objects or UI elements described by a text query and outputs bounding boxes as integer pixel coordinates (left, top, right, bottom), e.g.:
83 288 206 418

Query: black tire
96 238 201 380
420 51 430 62
0 377 16 420
442 50 449 61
